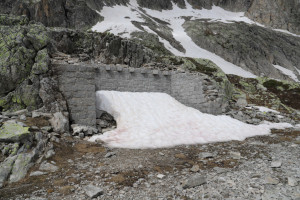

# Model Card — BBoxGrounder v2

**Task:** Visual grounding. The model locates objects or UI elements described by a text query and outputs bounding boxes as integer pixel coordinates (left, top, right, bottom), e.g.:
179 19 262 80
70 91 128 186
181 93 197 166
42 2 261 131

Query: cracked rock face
182 20 300 80
246 0 300 34
1 0 299 35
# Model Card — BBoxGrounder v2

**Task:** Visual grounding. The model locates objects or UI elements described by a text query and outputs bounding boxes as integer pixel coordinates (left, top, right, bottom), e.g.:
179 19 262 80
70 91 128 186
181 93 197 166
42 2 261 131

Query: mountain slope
90 0 300 81
1 0 299 81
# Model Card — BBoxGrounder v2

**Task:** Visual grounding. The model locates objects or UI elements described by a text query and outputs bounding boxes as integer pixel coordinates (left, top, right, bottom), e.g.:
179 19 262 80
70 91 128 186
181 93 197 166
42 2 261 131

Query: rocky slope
183 20 300 80
0 3 299 199
1 0 299 81
1 0 299 34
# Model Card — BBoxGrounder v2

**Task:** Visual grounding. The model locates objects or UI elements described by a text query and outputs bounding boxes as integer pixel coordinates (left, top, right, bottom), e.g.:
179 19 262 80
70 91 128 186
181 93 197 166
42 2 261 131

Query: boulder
31 49 50 75
9 153 35 183
83 185 104 198
0 121 31 143
0 155 17 188
49 112 69 134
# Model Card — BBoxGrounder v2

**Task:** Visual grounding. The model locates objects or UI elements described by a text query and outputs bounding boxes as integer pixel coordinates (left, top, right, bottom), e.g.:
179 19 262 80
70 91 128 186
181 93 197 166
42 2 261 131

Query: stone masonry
53 64 227 127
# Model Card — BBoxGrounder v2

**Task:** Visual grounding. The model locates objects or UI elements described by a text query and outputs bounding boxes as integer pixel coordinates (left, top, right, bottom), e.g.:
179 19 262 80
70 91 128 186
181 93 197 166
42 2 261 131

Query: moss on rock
0 121 30 143
26 23 49 50
31 48 50 75
0 14 29 26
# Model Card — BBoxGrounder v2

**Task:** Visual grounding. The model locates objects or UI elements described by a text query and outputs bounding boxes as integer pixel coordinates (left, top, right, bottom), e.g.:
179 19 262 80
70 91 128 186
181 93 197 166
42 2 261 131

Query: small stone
19 115 26 121
159 152 164 156
229 151 241 159
83 185 103 198
45 150 55 159
157 174 165 179
236 98 248 107
288 177 298 187
79 132 85 138
30 126 40 131
182 174 207 189
271 160 282 168
190 165 200 172
265 176 279 185
39 161 59 172
105 152 116 158
31 111 41 118
41 126 52 132
30 171 48 177
199 152 214 159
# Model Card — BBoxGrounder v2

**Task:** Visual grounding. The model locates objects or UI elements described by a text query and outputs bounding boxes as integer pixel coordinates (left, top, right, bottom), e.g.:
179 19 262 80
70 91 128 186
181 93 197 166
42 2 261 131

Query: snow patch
89 91 292 149
273 29 300 38
252 106 280 114
92 1 144 37
92 0 299 79
273 65 299 82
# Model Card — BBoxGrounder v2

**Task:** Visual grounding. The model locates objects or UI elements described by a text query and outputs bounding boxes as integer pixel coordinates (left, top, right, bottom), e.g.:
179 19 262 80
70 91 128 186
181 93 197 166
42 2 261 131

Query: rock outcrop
246 0 300 34
182 20 300 80
1 0 299 34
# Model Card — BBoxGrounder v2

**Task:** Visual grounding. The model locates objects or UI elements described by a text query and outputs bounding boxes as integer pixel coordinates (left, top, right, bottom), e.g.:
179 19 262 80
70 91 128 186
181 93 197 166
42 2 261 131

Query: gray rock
199 152 214 159
31 49 50 75
105 152 116 158
49 112 69 134
265 176 279 185
0 155 17 188
30 126 40 132
0 121 31 143
19 114 26 121
0 115 9 119
183 20 300 80
9 153 35 183
182 174 207 189
39 161 59 172
41 126 52 132
190 165 200 172
230 151 241 159
288 177 298 187
271 160 282 168
72 124 98 136
83 185 104 198
4 109 28 117
45 149 55 159
79 132 85 138
30 171 48 177
236 98 248 108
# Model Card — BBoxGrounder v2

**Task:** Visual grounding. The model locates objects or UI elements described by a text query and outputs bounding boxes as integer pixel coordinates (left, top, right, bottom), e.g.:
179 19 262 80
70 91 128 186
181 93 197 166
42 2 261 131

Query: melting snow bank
89 91 293 149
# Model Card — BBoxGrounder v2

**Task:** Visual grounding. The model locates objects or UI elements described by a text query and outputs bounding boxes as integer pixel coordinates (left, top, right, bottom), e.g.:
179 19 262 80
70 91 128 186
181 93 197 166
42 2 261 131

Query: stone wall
95 66 172 94
53 64 97 126
53 64 227 127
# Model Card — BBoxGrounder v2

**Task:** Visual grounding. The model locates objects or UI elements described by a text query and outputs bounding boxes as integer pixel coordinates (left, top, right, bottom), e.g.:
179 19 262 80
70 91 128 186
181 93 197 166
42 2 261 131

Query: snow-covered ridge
89 91 293 149
92 0 300 81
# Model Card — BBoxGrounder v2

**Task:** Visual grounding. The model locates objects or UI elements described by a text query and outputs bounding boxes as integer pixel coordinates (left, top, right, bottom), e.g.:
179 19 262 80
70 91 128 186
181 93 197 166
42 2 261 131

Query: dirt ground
0 128 299 200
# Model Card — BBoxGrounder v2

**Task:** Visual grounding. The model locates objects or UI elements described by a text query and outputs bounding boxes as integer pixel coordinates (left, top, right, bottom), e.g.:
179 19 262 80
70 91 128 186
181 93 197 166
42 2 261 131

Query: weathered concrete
53 64 227 127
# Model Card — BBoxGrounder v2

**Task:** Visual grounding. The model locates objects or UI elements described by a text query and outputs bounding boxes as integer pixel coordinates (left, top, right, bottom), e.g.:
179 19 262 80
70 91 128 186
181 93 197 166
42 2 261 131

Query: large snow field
89 91 293 149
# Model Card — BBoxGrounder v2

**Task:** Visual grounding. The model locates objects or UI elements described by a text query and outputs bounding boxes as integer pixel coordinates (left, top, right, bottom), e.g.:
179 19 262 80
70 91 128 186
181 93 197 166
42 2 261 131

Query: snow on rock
89 91 292 149
91 0 300 79
92 0 258 78
273 65 299 82
251 106 280 114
